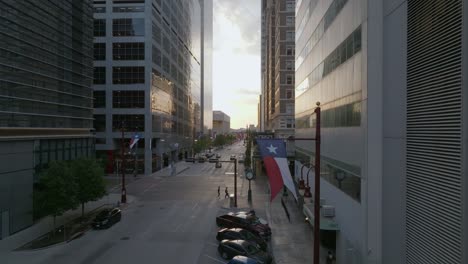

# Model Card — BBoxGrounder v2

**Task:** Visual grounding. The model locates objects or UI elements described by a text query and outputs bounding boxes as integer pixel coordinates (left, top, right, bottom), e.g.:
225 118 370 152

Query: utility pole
120 122 127 203
313 104 321 264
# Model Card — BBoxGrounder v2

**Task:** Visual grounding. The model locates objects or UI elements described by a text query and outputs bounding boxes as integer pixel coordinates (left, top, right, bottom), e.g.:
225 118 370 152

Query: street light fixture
299 162 311 190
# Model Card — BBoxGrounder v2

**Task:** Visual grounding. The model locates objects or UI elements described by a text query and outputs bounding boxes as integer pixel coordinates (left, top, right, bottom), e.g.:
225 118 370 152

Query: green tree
34 161 78 231
71 158 107 218
213 134 226 147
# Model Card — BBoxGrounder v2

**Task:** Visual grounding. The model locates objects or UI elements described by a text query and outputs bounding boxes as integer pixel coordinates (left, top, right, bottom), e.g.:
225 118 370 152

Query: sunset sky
212 0 261 129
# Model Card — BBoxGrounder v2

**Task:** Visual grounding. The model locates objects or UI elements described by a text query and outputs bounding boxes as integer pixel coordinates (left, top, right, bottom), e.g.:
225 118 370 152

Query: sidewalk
0 162 192 253
0 193 136 253
230 169 326 264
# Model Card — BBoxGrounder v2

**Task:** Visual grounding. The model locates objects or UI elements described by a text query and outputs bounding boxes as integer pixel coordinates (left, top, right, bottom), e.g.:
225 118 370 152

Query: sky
212 0 261 129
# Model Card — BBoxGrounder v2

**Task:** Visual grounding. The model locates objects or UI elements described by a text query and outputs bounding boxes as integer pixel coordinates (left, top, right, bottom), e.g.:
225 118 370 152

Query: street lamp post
287 102 321 264
313 103 321 264
120 122 127 203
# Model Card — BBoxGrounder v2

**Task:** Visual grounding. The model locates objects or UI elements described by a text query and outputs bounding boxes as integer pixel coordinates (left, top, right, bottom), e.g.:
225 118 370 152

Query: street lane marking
203 254 226 264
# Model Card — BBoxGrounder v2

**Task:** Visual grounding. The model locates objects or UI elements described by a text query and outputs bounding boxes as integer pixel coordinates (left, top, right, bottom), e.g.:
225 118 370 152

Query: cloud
212 0 261 128
213 0 261 55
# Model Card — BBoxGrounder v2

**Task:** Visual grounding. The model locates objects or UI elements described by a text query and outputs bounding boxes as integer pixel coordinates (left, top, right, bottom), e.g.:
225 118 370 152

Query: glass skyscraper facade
92 0 212 175
0 0 94 238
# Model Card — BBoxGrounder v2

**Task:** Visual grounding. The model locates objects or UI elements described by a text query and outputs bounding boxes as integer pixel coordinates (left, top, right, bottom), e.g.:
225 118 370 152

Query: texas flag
257 139 298 201
129 133 140 149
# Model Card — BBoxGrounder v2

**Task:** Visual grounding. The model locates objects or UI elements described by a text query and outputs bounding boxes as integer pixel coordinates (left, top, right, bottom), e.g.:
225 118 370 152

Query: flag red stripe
263 156 284 201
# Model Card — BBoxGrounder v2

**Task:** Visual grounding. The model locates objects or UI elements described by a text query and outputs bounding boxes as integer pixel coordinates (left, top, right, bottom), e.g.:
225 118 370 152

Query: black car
216 213 271 240
216 162 222 168
230 155 236 160
92 208 121 229
218 240 272 264
217 228 267 250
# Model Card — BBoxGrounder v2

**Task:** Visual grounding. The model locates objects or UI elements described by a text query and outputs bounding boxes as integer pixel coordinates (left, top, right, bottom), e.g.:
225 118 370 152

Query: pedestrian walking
225 187 229 198
217 186 220 198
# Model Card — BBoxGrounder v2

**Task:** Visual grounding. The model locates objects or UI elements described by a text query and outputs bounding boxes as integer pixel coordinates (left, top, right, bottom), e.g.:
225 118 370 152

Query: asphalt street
4 142 256 264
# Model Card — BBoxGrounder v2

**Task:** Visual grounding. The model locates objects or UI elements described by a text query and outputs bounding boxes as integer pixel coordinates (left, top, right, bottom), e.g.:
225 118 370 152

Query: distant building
0 0 94 238
260 0 295 138
92 0 212 174
212 111 230 135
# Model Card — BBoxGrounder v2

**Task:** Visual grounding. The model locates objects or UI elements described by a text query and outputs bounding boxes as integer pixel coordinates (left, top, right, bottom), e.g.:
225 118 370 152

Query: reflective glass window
93 67 106 84
112 18 145 36
112 67 145 84
94 43 106 60
113 42 144 60
93 91 106 108
113 90 145 108
94 19 106 37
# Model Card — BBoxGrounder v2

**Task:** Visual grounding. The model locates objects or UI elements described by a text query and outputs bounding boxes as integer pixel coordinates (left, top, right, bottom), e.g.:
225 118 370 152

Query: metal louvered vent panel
406 0 463 263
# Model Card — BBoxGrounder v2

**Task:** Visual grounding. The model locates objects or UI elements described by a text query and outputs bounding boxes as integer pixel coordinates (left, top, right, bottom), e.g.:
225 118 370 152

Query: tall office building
0 0 94 238
260 0 296 138
92 0 212 175
294 0 467 263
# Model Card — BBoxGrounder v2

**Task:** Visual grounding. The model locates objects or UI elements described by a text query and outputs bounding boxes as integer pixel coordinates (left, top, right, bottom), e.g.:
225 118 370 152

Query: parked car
198 156 206 163
217 228 267 250
218 240 272 264
216 162 222 168
92 208 121 229
216 153 221 158
209 158 219 163
185 157 195 162
216 213 271 240
228 256 259 264
238 155 245 163
235 211 268 225
230 155 236 160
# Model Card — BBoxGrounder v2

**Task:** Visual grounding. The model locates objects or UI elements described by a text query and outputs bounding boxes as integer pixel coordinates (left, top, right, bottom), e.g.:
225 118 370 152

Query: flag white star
266 144 277 154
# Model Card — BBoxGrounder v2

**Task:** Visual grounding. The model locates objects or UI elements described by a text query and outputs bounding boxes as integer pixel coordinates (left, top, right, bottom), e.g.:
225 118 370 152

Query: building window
286 103 294 114
286 31 294 41
152 45 161 66
94 19 106 37
95 138 106 144
286 0 295 11
286 89 293 99
113 42 145 60
286 46 294 56
286 74 293 84
113 91 145 108
93 91 106 108
112 6 145 12
93 67 106 84
112 67 145 84
285 61 294 70
112 115 144 131
112 18 145 36
94 43 106 60
94 115 106 132
286 16 294 26
94 6 106 13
